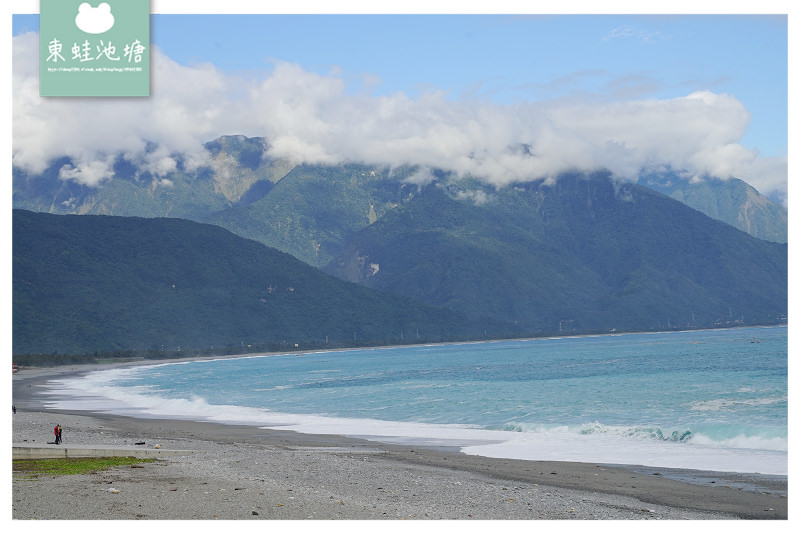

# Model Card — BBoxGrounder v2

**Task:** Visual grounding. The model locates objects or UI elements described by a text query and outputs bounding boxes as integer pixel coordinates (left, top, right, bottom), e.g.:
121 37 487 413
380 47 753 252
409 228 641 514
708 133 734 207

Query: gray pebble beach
11 364 788 521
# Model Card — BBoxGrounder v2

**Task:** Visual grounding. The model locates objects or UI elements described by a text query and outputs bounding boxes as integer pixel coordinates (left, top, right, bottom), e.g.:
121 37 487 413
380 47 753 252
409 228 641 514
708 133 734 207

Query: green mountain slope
204 164 421 266
640 171 788 243
324 172 787 334
13 135 789 265
11 136 294 219
13 210 507 357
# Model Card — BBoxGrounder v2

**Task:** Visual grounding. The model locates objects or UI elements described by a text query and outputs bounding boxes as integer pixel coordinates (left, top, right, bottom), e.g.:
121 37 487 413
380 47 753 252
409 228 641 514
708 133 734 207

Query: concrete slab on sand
12 443 198 459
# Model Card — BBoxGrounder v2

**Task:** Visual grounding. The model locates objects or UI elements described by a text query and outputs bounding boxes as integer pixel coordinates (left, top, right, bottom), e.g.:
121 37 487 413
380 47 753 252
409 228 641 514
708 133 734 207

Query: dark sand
10 361 788 520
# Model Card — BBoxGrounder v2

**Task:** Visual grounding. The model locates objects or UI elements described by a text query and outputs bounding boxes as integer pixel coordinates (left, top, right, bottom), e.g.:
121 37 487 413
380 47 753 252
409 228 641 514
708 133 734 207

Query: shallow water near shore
40 327 787 475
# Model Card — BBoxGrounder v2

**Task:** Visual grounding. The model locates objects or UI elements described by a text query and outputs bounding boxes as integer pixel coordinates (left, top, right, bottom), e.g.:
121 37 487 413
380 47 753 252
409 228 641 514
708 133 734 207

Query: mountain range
640 170 788 243
324 172 786 333
13 135 788 269
14 210 511 358
12 135 788 357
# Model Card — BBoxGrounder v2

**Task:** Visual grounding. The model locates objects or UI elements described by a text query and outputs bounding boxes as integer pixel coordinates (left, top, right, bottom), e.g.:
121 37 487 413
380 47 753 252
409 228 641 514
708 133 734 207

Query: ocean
42 326 787 475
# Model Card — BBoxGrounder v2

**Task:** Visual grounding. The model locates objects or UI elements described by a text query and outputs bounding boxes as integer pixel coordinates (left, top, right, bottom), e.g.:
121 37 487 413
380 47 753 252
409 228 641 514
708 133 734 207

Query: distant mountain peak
638 170 787 243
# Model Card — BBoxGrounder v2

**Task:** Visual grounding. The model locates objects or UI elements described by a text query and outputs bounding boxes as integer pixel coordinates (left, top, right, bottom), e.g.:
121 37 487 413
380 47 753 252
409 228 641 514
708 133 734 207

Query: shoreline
13 323 786 366
14 339 789 477
10 363 789 520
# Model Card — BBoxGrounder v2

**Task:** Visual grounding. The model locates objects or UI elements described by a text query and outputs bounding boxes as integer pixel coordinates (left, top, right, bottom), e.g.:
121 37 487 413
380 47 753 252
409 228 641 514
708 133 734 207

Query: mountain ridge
13 209 512 358
12 135 788 270
12 136 787 358
323 172 787 333
640 171 787 243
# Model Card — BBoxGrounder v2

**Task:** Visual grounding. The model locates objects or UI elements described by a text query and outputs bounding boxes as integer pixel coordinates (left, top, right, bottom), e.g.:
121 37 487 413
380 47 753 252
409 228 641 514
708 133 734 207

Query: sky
7 1 793 205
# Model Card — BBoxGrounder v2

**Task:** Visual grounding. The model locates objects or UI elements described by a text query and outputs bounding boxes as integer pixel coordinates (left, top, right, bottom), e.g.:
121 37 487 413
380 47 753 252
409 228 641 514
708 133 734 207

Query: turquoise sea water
44 327 788 474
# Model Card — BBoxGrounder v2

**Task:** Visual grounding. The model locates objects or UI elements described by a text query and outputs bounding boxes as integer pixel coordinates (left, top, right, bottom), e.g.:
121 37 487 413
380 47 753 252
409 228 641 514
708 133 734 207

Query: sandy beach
10 362 788 520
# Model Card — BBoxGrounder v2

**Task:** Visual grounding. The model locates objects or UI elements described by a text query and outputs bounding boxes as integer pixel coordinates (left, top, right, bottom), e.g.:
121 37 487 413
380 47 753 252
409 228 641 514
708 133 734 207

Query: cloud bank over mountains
13 32 787 204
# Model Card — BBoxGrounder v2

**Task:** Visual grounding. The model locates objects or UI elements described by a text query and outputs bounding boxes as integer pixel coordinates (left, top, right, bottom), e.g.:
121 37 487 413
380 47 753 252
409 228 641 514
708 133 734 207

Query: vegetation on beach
13 457 158 479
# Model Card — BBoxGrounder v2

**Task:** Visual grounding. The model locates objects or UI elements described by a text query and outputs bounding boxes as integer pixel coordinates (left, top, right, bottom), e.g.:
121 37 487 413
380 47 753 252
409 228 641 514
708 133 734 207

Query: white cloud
403 167 437 188
58 158 115 187
602 25 665 45
456 189 492 206
12 32 787 205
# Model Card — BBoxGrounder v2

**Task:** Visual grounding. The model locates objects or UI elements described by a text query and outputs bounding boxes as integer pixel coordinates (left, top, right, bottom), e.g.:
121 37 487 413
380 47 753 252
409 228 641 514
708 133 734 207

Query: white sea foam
460 431 788 475
689 432 787 452
38 327 786 475
40 368 787 475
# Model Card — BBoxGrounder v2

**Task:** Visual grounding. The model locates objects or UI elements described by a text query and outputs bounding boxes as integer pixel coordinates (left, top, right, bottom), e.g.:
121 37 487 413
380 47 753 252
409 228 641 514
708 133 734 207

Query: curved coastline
22 333 789 477
11 362 788 520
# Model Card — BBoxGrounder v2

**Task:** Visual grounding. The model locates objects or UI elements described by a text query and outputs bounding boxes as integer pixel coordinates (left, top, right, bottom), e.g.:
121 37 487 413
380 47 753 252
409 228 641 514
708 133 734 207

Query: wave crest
496 420 786 451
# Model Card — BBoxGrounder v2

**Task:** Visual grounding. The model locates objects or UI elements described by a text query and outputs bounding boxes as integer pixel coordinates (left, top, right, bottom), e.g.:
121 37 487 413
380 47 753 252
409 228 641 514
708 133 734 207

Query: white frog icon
75 2 115 34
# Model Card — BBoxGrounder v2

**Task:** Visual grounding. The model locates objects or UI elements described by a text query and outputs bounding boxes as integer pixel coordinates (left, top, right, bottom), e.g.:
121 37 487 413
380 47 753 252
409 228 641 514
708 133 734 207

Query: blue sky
153 14 789 155
9 4 792 203
12 12 787 157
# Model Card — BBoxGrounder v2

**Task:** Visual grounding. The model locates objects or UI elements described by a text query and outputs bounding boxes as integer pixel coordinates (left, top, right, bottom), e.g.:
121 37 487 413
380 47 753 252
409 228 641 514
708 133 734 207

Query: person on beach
54 424 58 444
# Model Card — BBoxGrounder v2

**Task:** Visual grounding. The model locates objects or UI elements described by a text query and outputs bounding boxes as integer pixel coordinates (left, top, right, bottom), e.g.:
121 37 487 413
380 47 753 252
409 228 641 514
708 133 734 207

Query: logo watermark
40 1 150 97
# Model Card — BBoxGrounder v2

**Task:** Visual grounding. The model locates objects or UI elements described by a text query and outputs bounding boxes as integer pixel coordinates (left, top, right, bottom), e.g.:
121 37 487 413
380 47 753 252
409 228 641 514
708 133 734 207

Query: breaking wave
495 421 786 451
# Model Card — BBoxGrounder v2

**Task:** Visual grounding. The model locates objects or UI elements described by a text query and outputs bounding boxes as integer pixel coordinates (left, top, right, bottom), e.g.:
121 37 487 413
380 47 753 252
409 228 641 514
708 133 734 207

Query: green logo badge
40 1 150 97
